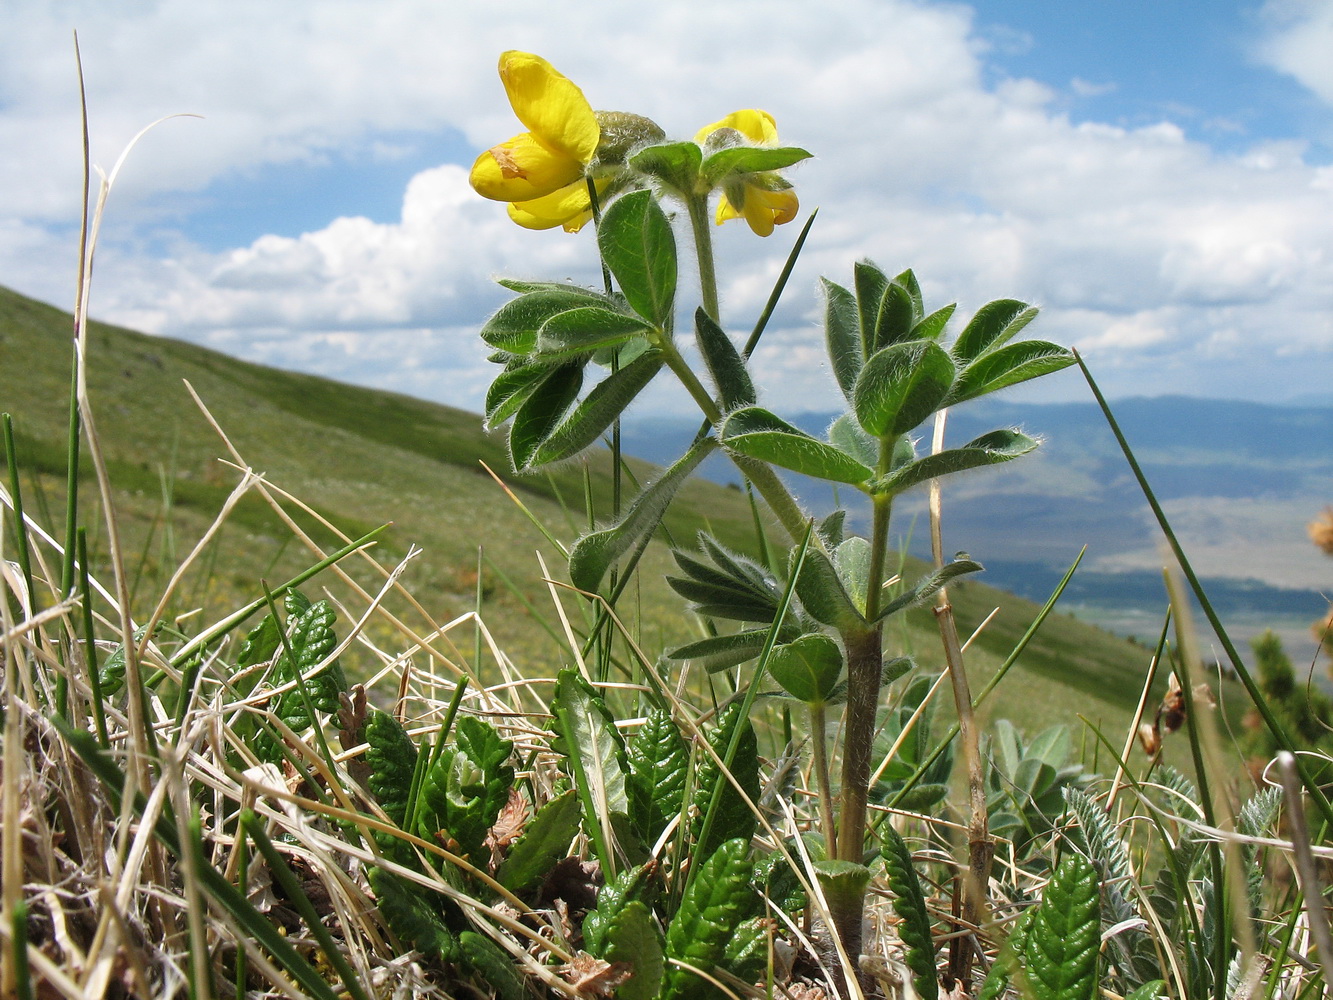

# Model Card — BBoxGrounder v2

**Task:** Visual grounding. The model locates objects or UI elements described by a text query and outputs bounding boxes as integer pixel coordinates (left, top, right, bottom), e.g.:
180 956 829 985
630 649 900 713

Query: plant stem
809 700 836 856
686 195 721 321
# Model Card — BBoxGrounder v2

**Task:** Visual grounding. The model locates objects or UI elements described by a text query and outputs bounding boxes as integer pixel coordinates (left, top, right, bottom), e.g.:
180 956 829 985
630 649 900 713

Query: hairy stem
686 194 721 321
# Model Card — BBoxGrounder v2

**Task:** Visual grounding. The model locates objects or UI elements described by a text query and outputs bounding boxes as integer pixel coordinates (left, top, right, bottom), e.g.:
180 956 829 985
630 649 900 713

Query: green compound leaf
569 436 715 593
364 709 419 828
692 704 760 858
533 305 655 361
881 824 938 1000
459 931 525 1000
948 338 1075 406
666 536 785 624
598 188 678 327
852 339 954 439
665 839 757 1000
551 669 634 871
603 901 666 1000
508 361 583 472
495 789 581 894
871 429 1038 499
271 599 348 731
767 633 843 704
584 862 663 957
822 278 862 403
416 716 515 862
951 298 1038 366
367 866 460 965
627 708 689 848
1023 853 1101 1000
721 406 873 486
529 350 664 467
481 287 611 355
694 309 756 410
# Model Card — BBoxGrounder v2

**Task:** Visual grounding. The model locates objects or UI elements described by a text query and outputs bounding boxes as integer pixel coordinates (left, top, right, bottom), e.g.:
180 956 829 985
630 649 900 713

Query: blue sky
2 0 1332 413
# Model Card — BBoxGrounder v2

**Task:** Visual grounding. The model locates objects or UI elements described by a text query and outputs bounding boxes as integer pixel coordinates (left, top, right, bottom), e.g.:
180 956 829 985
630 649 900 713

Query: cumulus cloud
3 0 1333 414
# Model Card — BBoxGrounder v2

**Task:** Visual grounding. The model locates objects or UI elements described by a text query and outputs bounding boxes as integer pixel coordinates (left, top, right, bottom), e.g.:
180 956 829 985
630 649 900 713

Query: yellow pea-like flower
696 109 800 237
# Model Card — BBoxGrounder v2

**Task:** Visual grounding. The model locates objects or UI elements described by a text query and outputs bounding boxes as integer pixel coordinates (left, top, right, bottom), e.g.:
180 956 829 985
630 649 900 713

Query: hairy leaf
721 406 873 485
664 839 757 1000
509 362 583 471
529 350 663 467
853 340 954 438
599 189 677 327
666 629 777 671
853 260 891 359
948 339 1075 405
822 277 862 402
695 309 756 410
533 306 653 360
481 287 611 354
951 298 1038 365
871 429 1038 498
792 546 868 632
768 633 843 704
702 145 812 183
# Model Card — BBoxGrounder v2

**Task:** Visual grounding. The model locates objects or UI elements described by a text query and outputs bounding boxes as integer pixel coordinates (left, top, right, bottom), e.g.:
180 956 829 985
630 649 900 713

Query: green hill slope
0 282 1191 743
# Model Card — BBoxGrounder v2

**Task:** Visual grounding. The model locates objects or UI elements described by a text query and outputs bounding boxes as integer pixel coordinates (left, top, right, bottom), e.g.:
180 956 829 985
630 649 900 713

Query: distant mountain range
621 396 1332 662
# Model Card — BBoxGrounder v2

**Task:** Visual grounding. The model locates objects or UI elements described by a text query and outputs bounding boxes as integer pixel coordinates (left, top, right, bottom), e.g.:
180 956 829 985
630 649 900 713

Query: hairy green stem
686 195 721 321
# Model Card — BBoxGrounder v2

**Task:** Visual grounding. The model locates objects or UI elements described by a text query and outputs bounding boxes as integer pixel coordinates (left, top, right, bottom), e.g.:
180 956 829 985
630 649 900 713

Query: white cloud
2 0 1333 415
1259 0 1333 105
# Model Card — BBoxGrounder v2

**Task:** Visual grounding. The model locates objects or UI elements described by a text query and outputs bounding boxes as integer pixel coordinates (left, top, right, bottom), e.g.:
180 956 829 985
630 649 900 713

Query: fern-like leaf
881 823 938 1000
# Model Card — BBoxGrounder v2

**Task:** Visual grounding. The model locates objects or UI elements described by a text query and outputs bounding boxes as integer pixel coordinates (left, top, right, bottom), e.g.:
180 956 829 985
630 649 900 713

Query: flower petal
695 109 778 145
508 179 596 232
498 51 599 164
470 132 585 202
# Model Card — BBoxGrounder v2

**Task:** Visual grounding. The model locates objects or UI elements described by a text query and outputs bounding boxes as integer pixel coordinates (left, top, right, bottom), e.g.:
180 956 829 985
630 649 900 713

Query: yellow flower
695 110 800 237
470 51 600 230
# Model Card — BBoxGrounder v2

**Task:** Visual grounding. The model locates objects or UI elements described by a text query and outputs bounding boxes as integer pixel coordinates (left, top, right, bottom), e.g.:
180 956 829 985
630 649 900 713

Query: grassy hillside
0 282 1208 745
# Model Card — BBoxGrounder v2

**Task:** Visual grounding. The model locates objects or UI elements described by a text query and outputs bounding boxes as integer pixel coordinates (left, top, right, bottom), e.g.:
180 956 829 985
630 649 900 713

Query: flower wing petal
471 132 585 202
499 51 599 164
508 180 596 232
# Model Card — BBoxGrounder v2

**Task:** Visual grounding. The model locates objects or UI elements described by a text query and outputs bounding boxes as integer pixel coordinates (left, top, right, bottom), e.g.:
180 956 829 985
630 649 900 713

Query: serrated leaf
552 669 634 868
693 704 760 857
627 709 689 847
722 406 873 485
533 305 654 360
508 362 583 471
664 839 756 1000
853 340 954 438
481 288 610 354
630 141 703 194
459 931 525 1000
721 916 771 983
882 824 938 1000
872 429 1039 498
702 145 812 183
1023 853 1101 1000
599 189 677 326
416 716 515 861
603 901 665 1000
364 709 419 827
271 600 347 731
948 339 1075 405
768 633 843 704
529 351 664 467
694 309 756 409
585 862 662 956
569 436 715 593
951 298 1038 365
495 790 581 894
368 866 460 964
822 278 861 402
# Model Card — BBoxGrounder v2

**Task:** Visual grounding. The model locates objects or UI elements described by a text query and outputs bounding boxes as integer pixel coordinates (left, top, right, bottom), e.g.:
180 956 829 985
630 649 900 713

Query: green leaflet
692 703 760 858
947 339 1075 406
881 824 938 1000
627 708 689 848
701 144 812 184
822 278 861 403
721 406 873 486
270 598 348 732
950 298 1038 366
533 305 654 360
767 633 843 704
666 534 785 624
416 715 515 862
479 286 613 355
665 629 777 672
871 429 1038 499
1023 853 1101 1000
598 188 677 327
99 623 162 696
459 931 525 1000
852 339 954 439
584 862 662 956
494 790 581 895
364 710 418 827
528 350 664 467
551 669 635 871
508 361 583 472
603 901 665 1000
792 546 867 632
568 436 716 593
694 309 756 410
367 866 460 965
664 839 757 1000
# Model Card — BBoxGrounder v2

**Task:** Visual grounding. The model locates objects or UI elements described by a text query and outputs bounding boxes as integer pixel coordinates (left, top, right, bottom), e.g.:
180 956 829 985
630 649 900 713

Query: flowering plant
470 50 1076 980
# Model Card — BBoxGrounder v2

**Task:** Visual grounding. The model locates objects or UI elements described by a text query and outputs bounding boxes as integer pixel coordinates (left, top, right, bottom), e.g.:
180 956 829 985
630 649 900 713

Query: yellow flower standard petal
695 109 779 146
498 51 599 164
469 52 601 209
